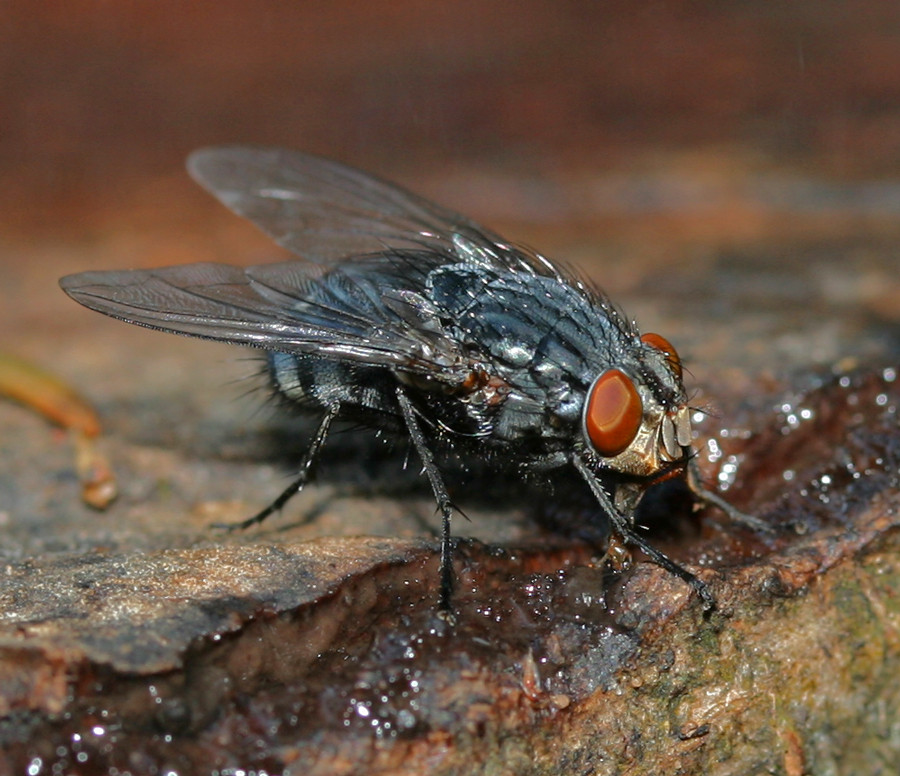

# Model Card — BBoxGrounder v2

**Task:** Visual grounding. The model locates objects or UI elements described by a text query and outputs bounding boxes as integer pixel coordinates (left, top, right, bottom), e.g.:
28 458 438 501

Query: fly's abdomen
268 352 398 418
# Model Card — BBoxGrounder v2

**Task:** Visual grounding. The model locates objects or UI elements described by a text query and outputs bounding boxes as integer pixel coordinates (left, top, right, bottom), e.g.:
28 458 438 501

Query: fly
60 147 768 612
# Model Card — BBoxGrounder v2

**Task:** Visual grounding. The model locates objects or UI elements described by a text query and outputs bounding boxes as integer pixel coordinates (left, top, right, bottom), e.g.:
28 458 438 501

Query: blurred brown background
4 1 900 236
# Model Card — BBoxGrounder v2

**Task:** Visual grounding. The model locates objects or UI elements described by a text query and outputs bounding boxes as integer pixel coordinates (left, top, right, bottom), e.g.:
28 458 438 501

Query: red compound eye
584 369 643 457
641 332 682 379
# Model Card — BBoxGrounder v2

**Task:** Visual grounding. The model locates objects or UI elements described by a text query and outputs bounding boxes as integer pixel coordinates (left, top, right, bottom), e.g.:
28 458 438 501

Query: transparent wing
60 147 572 380
187 146 554 275
59 261 469 379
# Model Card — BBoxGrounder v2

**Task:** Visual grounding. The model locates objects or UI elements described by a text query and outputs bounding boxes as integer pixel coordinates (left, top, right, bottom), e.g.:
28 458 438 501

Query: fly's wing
60 147 571 382
187 146 563 278
59 261 470 380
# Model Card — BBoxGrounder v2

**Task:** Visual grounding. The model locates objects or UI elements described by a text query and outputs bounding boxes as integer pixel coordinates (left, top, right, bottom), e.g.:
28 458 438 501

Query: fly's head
581 332 692 481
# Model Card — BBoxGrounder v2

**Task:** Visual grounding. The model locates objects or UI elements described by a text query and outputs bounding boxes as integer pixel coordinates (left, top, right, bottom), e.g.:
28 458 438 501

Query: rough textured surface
2 3 900 774
2 368 900 774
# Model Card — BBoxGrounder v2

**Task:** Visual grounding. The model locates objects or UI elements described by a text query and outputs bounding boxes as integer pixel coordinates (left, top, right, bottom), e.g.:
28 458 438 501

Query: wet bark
2 368 900 774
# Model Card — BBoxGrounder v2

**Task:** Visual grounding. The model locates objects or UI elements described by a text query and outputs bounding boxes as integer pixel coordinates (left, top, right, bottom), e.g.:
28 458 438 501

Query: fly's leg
573 456 717 612
687 457 773 533
395 386 456 612
213 405 339 532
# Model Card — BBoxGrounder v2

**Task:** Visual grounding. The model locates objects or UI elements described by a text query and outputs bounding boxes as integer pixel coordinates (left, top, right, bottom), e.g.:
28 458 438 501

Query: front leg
572 455 716 612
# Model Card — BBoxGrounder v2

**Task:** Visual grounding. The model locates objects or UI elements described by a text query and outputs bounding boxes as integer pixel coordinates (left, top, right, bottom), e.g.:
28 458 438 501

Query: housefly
60 147 766 611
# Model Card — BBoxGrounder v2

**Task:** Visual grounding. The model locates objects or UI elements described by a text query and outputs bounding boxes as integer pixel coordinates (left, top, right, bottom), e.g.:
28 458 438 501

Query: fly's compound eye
641 332 682 379
584 369 643 457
